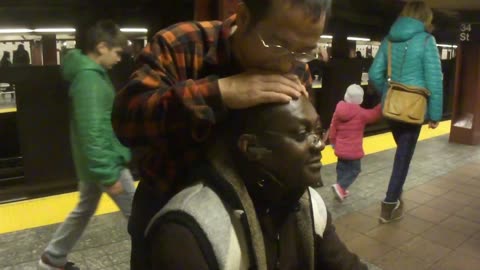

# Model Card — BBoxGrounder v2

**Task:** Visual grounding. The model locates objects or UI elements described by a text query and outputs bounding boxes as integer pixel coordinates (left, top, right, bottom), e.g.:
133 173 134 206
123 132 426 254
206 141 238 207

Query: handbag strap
388 34 429 82
387 41 392 82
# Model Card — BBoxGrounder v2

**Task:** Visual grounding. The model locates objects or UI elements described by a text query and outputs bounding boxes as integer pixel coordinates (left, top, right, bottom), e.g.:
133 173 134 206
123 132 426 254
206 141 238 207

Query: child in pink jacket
330 84 382 201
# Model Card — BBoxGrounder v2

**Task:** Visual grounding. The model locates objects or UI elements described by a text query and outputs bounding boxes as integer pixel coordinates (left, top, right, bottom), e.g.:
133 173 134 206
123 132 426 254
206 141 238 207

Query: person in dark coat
1 51 12 67
13 44 30 65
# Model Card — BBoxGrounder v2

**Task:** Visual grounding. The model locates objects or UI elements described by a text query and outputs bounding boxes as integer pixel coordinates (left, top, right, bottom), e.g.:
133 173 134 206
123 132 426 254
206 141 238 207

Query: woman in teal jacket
369 1 443 223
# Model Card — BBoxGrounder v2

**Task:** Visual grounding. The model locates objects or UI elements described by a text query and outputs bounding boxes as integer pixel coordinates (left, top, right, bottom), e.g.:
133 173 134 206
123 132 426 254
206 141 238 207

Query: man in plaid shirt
112 0 331 268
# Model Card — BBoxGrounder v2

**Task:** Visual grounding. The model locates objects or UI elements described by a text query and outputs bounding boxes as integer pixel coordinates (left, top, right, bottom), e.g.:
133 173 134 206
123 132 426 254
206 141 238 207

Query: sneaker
39 254 80 270
332 184 348 201
379 200 404 224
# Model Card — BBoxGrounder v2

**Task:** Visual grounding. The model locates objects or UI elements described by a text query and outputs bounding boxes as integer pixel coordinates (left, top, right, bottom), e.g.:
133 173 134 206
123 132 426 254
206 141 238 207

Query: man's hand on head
218 72 308 109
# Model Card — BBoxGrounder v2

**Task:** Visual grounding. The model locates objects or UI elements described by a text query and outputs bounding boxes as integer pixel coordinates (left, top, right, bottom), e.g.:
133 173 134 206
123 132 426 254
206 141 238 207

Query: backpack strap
145 183 251 270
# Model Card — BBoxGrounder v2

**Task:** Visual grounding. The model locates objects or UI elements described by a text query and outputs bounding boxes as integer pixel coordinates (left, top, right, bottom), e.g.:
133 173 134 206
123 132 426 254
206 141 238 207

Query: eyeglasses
263 128 326 147
257 33 317 63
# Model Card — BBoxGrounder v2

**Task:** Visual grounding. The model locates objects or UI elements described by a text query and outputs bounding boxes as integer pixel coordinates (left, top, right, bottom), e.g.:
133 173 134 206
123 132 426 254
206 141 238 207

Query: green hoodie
62 49 131 186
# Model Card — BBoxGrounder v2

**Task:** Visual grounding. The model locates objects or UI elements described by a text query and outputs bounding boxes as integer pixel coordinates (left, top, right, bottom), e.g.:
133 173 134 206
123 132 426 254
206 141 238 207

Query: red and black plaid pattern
112 15 312 192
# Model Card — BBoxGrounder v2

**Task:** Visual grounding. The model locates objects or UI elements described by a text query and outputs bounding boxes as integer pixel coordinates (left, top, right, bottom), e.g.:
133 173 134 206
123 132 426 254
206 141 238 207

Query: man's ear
238 134 271 161
95 41 109 55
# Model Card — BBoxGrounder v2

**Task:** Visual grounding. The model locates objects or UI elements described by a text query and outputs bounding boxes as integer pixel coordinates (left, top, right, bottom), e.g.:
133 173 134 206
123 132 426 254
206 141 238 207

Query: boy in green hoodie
39 21 134 270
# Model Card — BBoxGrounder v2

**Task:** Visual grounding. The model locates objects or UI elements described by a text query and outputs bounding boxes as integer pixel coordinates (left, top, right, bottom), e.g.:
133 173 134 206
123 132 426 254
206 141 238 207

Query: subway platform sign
459 23 480 43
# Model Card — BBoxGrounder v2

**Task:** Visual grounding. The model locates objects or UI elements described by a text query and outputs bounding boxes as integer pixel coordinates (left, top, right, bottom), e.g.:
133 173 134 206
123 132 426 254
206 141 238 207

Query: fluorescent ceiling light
437 44 458 48
347 37 371 41
34 28 76 33
120 28 148 33
0 28 33 33
320 35 333 39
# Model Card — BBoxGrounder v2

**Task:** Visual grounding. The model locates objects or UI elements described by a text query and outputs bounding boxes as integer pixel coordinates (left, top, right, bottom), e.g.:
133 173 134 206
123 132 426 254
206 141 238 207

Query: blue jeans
385 121 421 202
337 159 361 189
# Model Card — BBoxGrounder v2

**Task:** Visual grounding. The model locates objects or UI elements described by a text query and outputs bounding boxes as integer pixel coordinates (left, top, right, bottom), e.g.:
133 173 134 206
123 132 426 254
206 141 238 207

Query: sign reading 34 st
459 23 480 43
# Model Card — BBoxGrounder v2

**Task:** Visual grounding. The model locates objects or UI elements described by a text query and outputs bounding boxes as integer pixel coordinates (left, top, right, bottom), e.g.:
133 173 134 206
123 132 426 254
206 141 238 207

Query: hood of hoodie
335 101 362 122
61 49 106 82
388 17 426 42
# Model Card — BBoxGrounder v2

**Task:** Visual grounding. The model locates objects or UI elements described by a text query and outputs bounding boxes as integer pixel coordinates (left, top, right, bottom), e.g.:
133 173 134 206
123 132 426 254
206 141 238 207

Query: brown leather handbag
382 41 430 125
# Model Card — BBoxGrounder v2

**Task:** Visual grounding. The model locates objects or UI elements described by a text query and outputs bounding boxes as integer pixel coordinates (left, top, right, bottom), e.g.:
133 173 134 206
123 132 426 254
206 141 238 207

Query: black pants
385 121 422 202
129 181 170 270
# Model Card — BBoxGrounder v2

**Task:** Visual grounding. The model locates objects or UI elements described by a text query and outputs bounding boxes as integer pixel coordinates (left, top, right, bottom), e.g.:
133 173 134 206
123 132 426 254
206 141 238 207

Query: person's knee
70 203 98 218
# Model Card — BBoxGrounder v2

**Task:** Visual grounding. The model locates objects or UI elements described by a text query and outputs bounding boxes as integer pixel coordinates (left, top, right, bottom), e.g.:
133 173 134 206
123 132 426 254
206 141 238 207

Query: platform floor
1 130 480 269
0 97 16 113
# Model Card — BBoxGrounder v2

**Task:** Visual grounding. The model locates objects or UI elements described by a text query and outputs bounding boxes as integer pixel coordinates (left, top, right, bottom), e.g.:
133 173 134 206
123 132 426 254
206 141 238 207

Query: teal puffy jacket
369 17 444 122
62 49 131 185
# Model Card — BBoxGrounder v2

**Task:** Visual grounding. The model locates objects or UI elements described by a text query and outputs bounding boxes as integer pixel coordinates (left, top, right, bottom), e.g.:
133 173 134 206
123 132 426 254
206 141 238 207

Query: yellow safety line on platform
0 120 451 234
0 107 17 114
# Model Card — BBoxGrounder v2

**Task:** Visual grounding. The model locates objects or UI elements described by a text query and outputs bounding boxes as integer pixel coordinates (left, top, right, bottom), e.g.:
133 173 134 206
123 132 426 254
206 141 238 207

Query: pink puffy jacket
329 101 382 160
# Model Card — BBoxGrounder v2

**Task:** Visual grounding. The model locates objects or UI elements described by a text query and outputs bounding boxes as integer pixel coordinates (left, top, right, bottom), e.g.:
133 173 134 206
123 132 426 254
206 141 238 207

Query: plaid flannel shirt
112 15 312 192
